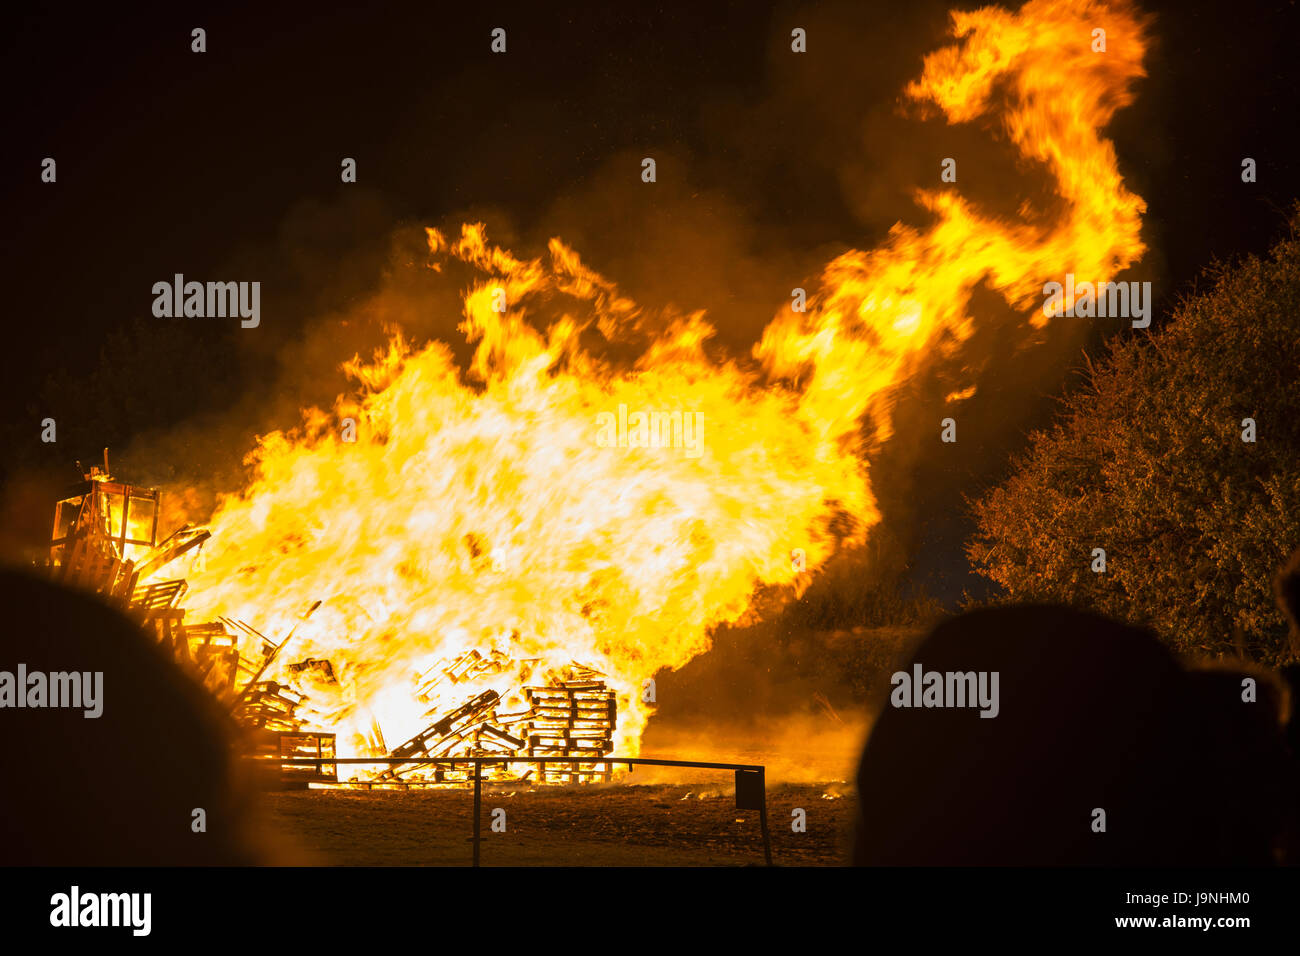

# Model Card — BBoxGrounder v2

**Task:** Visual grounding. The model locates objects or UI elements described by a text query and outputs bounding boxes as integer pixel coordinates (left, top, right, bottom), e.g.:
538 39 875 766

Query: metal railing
248 755 773 866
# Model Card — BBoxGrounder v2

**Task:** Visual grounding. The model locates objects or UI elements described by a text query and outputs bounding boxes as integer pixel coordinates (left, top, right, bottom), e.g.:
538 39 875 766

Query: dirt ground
263 781 856 866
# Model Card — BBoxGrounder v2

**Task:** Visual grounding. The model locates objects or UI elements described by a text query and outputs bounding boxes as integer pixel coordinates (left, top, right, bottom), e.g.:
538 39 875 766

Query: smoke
637 714 872 784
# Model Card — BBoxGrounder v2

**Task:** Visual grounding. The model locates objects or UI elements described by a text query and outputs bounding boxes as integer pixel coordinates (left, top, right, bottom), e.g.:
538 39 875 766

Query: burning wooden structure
45 463 618 789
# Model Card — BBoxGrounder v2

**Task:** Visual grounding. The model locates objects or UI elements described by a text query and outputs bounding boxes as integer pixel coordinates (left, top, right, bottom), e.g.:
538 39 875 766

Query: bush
968 211 1300 665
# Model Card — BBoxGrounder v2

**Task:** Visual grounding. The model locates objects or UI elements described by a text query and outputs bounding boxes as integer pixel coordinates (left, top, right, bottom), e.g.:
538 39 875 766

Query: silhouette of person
853 604 1292 865
0 567 275 865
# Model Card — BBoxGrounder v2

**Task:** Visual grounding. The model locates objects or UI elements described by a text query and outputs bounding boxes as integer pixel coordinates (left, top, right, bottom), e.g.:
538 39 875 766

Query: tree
968 212 1300 665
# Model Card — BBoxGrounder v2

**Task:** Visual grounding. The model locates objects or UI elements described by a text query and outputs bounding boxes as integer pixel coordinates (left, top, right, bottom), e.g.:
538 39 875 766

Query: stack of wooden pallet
522 680 617 783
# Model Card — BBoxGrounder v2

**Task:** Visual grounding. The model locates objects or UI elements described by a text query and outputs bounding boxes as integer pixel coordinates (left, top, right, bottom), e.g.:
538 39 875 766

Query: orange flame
181 0 1149 767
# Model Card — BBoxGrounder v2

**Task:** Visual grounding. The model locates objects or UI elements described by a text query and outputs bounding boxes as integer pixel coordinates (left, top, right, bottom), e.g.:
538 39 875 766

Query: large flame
182 0 1149 767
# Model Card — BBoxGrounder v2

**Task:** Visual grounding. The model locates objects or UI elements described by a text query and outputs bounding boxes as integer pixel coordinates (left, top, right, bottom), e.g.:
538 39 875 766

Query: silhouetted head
853 605 1292 866
0 567 270 865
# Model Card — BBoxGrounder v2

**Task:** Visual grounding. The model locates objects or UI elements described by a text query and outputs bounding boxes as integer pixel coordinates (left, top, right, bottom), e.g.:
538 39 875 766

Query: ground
263 782 856 866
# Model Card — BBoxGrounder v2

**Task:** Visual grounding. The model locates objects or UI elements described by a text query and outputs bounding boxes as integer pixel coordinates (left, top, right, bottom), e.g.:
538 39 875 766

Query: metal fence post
472 761 482 867
758 767 772 866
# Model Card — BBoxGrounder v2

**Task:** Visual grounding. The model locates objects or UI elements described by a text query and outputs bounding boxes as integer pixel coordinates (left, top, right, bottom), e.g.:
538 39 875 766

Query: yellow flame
182 0 1149 767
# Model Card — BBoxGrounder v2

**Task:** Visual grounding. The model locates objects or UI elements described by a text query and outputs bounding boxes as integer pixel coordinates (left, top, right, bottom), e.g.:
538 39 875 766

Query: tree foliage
969 213 1300 665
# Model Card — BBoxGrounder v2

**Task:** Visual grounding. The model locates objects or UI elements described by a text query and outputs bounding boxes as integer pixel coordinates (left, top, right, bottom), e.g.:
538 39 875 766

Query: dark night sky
2 0 1299 603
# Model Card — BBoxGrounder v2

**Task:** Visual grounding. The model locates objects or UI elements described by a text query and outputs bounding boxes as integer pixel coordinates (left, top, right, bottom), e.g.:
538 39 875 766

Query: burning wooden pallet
247 729 338 788
375 690 503 783
53 535 137 605
181 621 243 700
523 682 616 783
415 648 511 699
235 680 310 731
